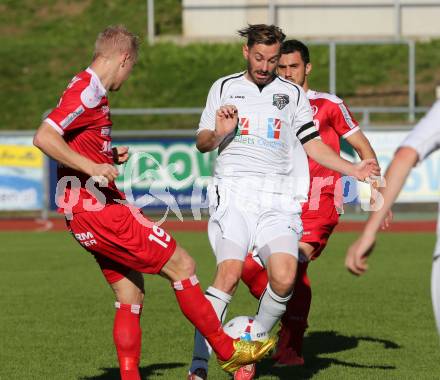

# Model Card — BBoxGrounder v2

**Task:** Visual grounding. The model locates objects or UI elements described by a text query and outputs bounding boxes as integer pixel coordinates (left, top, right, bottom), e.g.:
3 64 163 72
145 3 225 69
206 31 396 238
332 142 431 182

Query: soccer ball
223 316 268 342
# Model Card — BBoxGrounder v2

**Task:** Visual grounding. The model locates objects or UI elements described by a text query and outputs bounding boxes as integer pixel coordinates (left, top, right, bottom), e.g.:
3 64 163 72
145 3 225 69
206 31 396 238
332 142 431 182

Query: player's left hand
354 159 381 182
345 232 376 276
113 146 129 164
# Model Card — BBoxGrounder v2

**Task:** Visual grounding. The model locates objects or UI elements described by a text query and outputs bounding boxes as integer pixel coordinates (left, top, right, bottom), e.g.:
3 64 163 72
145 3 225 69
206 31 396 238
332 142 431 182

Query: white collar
86 67 107 95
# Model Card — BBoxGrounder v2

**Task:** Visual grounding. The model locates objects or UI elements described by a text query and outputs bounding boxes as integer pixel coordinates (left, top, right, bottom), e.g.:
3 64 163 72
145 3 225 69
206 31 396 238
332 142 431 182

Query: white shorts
207 181 303 265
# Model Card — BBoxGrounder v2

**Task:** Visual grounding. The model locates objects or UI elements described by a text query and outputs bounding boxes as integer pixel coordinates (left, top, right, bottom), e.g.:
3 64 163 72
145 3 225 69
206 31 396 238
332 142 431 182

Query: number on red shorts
148 225 171 248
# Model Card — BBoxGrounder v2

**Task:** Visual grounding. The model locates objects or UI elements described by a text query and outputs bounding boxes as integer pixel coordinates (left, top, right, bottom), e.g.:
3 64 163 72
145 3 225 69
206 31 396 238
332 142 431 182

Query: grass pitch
0 230 439 379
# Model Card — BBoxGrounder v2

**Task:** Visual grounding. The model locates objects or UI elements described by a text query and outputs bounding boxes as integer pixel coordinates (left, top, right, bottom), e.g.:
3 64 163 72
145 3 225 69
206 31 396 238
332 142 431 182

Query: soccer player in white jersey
187 24 379 380
236 39 388 378
345 100 440 335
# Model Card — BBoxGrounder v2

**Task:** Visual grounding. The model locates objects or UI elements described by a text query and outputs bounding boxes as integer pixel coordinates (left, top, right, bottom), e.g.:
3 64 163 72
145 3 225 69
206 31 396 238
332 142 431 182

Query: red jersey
305 90 359 210
45 67 124 215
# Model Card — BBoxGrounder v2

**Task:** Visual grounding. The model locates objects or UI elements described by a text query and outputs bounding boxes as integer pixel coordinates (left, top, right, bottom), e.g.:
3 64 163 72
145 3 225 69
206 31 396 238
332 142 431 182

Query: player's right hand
215 105 238 137
345 232 376 276
354 159 381 182
89 163 119 185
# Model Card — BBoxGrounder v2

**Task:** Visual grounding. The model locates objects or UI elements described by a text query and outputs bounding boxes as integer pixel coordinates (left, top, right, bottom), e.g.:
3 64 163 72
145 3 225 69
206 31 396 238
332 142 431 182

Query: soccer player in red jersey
33 25 275 380
236 39 389 378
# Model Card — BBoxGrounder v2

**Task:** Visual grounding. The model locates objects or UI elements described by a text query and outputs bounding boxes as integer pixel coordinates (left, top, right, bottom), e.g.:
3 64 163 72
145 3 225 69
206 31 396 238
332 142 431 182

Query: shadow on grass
257 330 400 379
79 362 185 380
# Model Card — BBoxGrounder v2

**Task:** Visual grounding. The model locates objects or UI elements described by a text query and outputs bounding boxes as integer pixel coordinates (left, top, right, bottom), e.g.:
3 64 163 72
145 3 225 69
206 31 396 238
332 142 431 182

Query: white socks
254 283 292 332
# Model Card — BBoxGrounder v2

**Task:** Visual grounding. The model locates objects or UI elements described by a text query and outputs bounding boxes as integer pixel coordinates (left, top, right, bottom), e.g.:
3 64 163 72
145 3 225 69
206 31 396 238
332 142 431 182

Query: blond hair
94 25 140 60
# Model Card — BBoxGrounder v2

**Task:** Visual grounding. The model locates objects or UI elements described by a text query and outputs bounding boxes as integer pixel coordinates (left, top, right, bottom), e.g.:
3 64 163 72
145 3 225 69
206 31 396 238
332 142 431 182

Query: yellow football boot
218 336 277 373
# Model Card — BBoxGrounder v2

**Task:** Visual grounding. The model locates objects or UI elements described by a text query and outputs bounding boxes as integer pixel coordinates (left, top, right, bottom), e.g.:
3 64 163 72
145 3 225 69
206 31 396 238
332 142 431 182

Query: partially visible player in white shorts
207 178 303 266
346 99 440 335
188 24 379 380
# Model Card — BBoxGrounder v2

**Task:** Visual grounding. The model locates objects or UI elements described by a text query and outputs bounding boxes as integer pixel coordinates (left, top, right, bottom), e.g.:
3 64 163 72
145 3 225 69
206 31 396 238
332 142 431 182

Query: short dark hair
280 40 310 64
238 24 286 47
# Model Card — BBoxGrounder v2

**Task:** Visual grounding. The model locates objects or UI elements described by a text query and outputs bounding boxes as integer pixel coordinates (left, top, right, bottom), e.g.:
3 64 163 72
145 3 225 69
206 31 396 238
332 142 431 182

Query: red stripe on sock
173 277 234 361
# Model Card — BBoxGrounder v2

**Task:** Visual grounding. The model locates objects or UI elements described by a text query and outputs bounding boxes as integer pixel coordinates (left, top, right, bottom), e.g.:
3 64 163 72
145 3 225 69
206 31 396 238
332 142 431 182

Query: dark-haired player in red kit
236 39 390 379
33 25 275 380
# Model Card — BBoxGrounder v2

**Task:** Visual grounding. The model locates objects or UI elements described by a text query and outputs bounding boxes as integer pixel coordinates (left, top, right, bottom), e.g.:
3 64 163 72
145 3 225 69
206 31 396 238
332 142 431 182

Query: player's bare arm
345 147 418 275
303 138 380 181
34 122 119 182
345 130 377 162
196 105 238 153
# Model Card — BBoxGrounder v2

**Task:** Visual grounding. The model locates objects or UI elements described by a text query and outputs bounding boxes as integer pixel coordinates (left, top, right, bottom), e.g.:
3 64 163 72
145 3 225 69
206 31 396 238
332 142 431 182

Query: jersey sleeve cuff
44 118 64 135
398 141 423 163
196 125 215 135
341 126 360 139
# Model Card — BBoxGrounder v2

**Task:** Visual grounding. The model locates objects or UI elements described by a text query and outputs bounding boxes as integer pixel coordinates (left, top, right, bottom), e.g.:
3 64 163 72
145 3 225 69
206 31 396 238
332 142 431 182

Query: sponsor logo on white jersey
60 105 85 129
272 93 289 110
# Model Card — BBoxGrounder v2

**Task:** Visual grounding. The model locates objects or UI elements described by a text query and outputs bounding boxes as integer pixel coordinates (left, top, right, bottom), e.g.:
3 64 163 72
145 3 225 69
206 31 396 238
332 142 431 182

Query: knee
112 272 145 305
269 268 296 297
115 287 144 305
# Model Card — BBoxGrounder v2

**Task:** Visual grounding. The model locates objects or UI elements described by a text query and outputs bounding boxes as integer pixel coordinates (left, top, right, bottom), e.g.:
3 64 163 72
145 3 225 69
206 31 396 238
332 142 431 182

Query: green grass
0 230 439 379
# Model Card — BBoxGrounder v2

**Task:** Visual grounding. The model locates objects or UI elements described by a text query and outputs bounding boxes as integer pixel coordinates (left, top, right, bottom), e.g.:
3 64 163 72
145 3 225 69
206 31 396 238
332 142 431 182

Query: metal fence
146 1 424 123
109 105 428 129
175 1 440 42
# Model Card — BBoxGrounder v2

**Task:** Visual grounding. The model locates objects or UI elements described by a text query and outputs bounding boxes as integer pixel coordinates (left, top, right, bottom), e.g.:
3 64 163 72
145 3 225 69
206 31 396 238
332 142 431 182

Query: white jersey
400 100 440 161
198 72 318 202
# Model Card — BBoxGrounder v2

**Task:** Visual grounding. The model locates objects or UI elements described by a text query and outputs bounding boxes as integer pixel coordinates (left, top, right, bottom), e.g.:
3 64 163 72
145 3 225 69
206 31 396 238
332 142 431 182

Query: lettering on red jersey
100 140 112 155
74 231 97 247
101 126 111 136
60 105 85 129
338 103 357 129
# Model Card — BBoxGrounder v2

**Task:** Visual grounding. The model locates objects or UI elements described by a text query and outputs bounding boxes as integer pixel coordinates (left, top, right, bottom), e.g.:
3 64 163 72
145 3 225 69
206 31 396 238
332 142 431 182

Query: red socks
113 302 143 380
241 253 268 299
281 261 311 355
173 275 234 361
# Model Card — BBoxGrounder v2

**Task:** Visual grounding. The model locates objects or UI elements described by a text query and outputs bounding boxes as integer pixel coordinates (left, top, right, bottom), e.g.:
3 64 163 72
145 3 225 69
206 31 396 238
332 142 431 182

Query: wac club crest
272 94 289 110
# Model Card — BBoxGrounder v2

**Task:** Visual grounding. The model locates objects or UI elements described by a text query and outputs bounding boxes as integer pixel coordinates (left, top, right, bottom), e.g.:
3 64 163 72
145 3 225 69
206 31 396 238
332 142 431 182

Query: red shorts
301 195 339 260
66 203 177 284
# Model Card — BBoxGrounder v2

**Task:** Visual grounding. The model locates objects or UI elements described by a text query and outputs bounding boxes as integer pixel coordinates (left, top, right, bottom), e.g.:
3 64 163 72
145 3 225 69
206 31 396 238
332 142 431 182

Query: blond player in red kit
33 25 276 380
